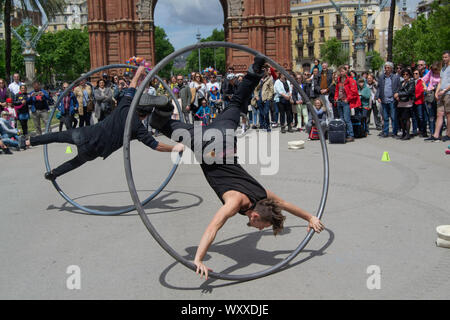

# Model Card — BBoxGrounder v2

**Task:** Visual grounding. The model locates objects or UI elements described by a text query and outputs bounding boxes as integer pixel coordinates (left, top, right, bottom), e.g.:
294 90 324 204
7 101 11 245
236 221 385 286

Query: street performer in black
27 66 184 180
141 56 324 280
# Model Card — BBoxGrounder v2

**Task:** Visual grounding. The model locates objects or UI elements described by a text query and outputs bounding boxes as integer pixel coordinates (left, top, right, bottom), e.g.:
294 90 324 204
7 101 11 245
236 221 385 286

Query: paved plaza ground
1 126 449 300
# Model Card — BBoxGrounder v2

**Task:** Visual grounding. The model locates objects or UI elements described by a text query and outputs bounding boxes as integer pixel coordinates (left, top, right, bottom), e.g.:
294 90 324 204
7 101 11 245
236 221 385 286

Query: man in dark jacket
27 66 184 180
318 62 334 118
376 62 401 137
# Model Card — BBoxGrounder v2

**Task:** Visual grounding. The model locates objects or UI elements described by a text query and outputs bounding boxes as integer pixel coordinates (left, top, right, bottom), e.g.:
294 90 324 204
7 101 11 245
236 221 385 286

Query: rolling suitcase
328 119 346 144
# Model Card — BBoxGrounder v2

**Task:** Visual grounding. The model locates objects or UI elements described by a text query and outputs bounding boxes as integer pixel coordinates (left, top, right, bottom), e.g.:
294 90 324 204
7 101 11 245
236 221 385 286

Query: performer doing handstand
27 66 184 180
140 56 324 279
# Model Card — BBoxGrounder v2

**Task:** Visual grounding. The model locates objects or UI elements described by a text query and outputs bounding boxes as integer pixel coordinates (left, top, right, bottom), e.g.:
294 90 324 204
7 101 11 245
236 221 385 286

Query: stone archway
87 0 292 74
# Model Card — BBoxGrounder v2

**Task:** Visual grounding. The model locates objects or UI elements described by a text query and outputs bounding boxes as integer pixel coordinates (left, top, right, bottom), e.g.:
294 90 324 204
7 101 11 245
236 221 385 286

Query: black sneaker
44 171 57 181
3 148 13 155
424 136 440 142
441 135 450 142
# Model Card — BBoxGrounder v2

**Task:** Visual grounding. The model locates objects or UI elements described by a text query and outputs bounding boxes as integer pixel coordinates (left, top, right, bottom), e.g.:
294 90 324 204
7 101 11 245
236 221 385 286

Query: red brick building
87 0 292 73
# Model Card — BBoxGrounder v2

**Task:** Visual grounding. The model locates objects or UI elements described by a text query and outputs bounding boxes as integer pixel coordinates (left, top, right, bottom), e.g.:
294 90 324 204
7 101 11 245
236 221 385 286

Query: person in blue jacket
29 81 53 135
57 82 79 131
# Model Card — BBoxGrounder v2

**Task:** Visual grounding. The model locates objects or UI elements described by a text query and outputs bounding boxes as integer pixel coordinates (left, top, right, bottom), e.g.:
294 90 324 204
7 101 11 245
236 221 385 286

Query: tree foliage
0 26 90 84
393 0 450 66
319 37 349 68
367 50 385 72
186 28 226 75
154 26 175 79
1 0 67 80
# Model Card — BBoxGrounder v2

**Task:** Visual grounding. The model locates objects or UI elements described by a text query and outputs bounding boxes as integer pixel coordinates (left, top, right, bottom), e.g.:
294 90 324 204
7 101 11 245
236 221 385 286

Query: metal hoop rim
123 41 329 280
43 64 184 215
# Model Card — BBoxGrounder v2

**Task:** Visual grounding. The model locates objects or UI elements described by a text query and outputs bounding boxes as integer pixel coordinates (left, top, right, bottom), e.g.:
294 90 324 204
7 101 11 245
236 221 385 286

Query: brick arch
87 0 292 74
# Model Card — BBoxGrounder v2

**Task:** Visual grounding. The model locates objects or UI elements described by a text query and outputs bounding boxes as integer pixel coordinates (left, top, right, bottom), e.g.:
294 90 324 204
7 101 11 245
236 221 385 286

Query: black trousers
19 119 28 135
277 100 293 127
161 70 260 161
79 107 92 127
30 129 96 177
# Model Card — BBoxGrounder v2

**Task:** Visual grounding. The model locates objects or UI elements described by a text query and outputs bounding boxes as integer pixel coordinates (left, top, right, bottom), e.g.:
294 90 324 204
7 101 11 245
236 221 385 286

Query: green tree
154 26 175 79
0 0 66 81
0 26 90 84
366 50 385 72
393 0 450 66
320 37 349 68
186 28 226 75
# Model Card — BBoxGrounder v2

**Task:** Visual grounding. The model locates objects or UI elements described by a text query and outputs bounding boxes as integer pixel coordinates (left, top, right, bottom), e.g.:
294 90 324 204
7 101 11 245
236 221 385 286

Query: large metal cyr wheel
124 42 330 281
43 64 184 215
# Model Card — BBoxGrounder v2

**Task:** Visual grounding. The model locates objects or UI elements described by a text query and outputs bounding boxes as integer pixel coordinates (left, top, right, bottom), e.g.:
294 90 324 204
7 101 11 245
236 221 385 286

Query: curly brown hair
254 199 286 235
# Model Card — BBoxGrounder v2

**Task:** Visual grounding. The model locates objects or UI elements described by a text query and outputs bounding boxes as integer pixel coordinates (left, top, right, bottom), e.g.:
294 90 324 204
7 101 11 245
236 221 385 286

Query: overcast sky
155 0 423 49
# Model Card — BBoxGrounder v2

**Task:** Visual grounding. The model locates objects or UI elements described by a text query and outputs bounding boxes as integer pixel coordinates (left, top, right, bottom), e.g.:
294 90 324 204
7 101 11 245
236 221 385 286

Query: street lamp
196 30 201 73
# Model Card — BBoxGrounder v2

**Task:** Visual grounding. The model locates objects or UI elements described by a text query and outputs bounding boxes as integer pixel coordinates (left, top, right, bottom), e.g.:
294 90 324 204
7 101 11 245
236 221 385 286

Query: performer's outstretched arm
265 189 324 233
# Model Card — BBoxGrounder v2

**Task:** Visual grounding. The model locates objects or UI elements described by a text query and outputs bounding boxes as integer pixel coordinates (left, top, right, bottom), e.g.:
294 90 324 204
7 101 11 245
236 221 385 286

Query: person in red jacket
412 69 427 137
334 66 361 142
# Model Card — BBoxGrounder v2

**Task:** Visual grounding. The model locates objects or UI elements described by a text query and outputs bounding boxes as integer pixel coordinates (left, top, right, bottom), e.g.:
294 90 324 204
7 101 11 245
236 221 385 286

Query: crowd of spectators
1 49 449 155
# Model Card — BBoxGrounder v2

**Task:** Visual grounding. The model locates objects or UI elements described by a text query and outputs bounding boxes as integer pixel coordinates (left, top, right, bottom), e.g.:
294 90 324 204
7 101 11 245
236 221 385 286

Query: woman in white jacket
274 73 293 133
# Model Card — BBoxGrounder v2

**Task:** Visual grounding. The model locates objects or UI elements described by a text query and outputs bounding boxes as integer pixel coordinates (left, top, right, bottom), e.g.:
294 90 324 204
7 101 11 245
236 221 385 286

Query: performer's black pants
30 129 96 177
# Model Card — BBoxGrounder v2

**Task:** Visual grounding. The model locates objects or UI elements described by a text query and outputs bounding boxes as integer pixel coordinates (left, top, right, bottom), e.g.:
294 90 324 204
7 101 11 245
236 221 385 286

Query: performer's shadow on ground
158 225 334 293
46 190 203 216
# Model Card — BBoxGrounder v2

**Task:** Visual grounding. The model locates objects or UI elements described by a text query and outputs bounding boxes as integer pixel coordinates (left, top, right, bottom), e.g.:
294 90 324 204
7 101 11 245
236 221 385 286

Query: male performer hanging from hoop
140 56 324 280
27 66 184 180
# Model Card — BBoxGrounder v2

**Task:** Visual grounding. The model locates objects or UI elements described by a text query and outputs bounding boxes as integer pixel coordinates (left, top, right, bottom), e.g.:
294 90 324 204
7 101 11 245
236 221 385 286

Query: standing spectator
190 73 207 116
176 75 193 124
206 73 221 94
292 73 308 130
221 66 235 108
357 78 371 135
310 59 322 74
319 62 334 118
114 77 128 106
57 82 79 131
328 72 339 119
421 62 441 137
417 60 429 77
14 85 31 136
425 51 450 142
5 98 18 128
8 73 24 98
396 68 415 140
0 78 12 111
304 67 321 101
395 64 404 82
222 73 237 110
366 74 382 130
29 81 52 135
94 79 114 122
254 67 274 132
412 69 426 137
334 65 361 142
274 73 293 133
376 62 401 138
74 78 94 128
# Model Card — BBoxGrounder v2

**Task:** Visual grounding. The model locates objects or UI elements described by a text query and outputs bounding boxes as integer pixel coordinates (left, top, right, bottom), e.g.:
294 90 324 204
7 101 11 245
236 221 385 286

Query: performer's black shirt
200 160 267 214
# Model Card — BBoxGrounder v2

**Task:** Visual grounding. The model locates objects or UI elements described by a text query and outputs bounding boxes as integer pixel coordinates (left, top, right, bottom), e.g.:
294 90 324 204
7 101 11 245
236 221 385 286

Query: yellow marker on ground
65 146 73 154
381 151 390 162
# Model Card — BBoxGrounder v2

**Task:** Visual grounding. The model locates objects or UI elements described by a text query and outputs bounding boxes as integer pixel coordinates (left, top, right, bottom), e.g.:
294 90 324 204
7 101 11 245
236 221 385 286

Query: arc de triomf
87 0 292 73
